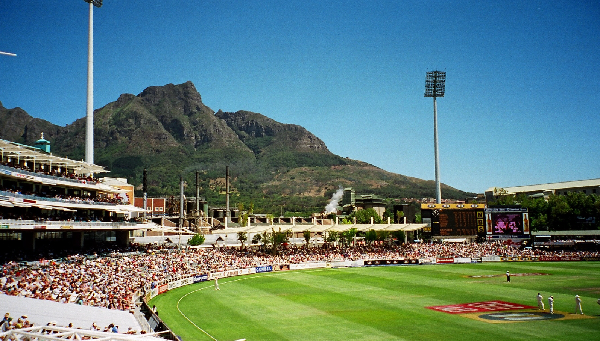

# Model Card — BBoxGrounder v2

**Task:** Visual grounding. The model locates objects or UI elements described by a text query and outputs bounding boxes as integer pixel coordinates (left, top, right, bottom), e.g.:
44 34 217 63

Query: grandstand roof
485 178 600 195
0 138 107 175
531 230 600 236
0 294 152 338
215 223 427 235
0 326 164 341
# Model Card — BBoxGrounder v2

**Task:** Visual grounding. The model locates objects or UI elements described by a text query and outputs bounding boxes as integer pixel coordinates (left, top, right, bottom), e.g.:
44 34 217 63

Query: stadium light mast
424 70 446 204
84 0 102 166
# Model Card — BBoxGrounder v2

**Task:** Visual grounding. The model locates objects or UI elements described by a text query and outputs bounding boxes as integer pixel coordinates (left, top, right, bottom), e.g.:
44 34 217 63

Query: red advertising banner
426 301 536 314
158 283 169 295
538 256 581 261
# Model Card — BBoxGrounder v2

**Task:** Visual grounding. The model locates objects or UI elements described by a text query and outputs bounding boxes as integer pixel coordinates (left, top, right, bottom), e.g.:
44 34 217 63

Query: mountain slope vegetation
0 82 474 215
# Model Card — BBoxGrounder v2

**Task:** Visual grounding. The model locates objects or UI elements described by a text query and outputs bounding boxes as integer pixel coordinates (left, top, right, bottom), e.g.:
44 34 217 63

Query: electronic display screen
491 213 523 235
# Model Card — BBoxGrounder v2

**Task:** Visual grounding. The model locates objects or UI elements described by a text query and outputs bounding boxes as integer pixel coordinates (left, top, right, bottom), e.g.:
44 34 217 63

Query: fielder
537 293 544 310
548 296 554 314
214 277 220 290
575 295 583 314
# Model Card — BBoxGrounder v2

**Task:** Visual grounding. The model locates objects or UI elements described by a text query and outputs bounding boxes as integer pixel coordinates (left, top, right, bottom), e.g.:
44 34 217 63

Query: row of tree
188 226 407 254
490 191 600 231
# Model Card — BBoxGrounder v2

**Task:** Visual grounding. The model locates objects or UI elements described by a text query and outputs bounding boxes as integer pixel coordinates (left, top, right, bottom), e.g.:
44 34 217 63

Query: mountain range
0 81 474 215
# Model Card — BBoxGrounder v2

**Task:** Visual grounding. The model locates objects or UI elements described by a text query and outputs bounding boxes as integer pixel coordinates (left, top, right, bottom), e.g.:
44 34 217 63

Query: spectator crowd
1 241 599 315
0 240 598 337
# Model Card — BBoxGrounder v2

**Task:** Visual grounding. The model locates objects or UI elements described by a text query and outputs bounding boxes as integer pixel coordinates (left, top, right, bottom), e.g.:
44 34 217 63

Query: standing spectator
537 293 544 310
548 296 554 314
0 313 10 328
575 295 583 314
1 317 12 332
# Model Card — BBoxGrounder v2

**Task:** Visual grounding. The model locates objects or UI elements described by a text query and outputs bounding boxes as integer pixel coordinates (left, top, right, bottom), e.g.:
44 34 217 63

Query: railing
0 164 96 185
0 219 142 228
0 190 119 206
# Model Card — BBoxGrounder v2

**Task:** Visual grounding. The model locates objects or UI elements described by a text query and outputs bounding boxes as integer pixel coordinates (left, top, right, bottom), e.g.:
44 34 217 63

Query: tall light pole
84 0 102 166
425 71 446 204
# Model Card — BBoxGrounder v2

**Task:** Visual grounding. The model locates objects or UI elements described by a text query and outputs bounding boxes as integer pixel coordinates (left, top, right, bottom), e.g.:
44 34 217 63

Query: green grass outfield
150 262 600 341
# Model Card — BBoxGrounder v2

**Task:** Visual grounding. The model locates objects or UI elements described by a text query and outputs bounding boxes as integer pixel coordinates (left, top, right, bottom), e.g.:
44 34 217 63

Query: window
0 232 21 241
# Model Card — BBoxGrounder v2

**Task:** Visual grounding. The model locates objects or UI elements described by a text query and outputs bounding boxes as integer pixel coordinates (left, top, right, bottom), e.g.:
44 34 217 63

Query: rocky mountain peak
138 81 206 116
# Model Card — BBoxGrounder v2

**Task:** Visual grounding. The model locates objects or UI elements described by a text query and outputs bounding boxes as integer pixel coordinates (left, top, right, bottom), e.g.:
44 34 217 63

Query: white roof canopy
0 138 107 175
214 223 428 235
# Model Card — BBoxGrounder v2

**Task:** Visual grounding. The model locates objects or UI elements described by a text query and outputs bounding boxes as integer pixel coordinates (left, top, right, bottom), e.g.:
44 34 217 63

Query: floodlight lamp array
424 71 446 98
84 0 103 7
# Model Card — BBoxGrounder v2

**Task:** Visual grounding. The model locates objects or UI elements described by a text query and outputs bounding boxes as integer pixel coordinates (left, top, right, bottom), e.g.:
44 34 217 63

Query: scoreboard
421 204 486 237
437 209 481 236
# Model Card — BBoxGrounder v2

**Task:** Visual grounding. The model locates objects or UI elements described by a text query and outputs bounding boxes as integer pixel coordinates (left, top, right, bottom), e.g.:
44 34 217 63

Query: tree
326 231 339 244
303 230 311 247
237 202 248 227
376 230 390 243
365 229 377 245
548 195 572 230
272 228 292 255
517 194 549 231
382 209 394 221
187 233 205 246
396 210 405 223
391 230 405 244
341 228 358 247
350 208 382 224
237 231 247 248
414 214 422 223
518 193 600 231
261 231 273 250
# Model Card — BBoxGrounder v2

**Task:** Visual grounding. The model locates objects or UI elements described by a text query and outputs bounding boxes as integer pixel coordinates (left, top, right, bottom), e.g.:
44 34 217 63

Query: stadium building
0 137 152 253
484 178 600 201
341 187 387 218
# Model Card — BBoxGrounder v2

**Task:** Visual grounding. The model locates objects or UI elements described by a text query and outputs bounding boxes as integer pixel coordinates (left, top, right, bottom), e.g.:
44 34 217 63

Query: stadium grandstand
0 137 154 254
485 178 600 201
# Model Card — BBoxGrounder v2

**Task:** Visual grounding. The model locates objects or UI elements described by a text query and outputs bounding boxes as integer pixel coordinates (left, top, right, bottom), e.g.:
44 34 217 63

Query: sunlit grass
150 262 600 341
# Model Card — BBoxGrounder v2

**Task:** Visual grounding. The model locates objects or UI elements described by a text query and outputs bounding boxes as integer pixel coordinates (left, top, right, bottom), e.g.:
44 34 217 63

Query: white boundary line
175 272 297 341
176 284 219 341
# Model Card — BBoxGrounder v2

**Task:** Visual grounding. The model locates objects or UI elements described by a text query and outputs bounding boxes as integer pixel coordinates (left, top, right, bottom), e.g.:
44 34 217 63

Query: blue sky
1 0 599 194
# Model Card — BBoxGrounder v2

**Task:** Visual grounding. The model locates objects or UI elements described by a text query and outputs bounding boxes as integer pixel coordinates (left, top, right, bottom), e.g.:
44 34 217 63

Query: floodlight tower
84 0 102 166
424 71 446 204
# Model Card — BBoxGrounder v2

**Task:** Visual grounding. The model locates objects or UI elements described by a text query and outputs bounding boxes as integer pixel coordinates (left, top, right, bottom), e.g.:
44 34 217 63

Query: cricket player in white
215 277 220 290
575 295 583 314
548 296 554 314
537 293 544 310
